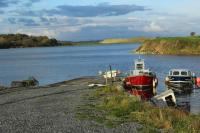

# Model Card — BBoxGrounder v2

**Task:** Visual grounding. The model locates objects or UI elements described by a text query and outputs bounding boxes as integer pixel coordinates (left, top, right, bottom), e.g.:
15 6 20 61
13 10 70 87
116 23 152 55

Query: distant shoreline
0 34 144 49
2 34 200 56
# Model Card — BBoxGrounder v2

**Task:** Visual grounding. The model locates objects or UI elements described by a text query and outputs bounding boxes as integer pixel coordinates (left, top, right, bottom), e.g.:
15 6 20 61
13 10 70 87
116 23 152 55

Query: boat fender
153 78 158 87
126 82 131 85
155 78 158 85
196 77 200 87
165 77 169 82
153 78 158 95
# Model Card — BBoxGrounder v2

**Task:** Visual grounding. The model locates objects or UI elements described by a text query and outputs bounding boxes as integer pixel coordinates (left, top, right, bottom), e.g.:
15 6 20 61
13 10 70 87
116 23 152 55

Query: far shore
1 33 200 55
0 33 144 49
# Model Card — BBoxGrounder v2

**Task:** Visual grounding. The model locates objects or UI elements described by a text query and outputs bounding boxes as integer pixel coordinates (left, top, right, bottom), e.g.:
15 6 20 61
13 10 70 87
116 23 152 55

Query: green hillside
136 36 200 55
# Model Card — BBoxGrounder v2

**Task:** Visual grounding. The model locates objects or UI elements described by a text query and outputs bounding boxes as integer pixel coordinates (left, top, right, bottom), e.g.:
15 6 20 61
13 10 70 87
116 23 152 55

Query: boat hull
166 76 194 94
123 75 157 99
124 75 154 88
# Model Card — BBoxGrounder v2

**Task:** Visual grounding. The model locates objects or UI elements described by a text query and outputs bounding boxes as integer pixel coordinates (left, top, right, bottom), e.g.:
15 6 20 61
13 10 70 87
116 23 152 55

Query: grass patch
76 85 200 132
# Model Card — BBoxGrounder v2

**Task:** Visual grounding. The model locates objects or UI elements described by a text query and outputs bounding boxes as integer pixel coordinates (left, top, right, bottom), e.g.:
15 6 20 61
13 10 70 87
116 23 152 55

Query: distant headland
135 36 200 55
100 33 200 55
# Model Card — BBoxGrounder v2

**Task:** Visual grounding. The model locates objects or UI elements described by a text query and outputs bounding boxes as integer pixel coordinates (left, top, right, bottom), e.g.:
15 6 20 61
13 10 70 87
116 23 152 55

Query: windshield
173 71 179 75
181 71 188 76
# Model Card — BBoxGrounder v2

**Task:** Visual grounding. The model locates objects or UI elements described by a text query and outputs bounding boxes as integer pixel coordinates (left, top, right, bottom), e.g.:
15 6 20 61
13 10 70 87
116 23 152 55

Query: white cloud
144 22 163 32
128 17 141 21
57 26 80 33
16 28 57 38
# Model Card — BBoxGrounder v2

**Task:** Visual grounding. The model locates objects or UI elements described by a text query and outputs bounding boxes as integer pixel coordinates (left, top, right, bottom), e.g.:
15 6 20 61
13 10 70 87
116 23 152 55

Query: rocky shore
0 77 139 133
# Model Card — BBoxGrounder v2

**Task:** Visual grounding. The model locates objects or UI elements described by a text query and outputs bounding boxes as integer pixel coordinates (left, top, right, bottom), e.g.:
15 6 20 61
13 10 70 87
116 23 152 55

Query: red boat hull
124 75 154 88
123 75 157 100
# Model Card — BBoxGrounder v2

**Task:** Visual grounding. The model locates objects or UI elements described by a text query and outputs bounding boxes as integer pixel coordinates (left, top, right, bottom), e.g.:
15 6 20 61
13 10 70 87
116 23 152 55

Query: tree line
0 34 73 49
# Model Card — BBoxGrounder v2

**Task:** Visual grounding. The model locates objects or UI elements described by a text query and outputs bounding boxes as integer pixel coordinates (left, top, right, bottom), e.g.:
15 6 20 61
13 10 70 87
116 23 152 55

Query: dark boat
123 58 158 100
165 69 196 94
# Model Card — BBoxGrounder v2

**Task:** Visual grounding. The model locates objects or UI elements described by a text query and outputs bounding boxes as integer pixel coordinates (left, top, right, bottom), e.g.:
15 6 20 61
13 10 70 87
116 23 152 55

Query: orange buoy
196 77 200 87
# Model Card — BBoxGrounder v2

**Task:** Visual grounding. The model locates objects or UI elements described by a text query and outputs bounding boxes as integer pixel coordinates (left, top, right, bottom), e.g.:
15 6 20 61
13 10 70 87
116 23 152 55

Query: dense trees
0 34 72 49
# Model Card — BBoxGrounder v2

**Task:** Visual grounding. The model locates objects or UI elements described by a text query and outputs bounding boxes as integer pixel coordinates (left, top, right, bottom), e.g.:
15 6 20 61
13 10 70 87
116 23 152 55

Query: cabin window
165 95 176 106
139 71 143 74
181 71 187 76
144 72 149 75
173 71 179 75
136 64 143 70
149 72 153 76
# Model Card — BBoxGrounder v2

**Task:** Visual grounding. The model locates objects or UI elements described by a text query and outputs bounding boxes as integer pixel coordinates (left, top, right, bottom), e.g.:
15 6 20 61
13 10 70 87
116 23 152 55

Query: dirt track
0 77 139 133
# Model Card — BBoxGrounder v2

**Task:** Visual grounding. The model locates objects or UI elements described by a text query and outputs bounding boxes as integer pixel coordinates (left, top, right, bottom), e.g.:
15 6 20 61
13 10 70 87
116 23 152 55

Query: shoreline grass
76 85 200 132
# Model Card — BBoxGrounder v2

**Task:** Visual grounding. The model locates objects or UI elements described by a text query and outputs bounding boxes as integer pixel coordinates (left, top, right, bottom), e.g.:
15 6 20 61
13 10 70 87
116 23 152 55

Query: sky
0 0 200 41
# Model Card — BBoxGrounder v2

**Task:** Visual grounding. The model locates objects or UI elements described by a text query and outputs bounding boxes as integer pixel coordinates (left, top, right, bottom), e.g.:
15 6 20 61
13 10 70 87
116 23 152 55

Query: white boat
165 69 196 93
99 70 121 79
152 89 176 107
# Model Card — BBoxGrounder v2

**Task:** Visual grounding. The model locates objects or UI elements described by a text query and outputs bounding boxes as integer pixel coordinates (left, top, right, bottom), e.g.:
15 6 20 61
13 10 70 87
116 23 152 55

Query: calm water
0 44 200 113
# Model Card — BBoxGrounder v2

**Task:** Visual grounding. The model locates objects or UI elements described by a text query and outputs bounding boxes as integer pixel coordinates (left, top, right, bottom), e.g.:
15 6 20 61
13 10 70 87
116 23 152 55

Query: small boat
165 69 196 94
99 70 121 79
11 76 39 88
123 58 158 100
151 89 176 107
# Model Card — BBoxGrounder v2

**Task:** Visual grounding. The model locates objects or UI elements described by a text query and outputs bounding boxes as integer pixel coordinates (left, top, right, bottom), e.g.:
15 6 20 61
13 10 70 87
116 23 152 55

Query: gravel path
0 77 139 133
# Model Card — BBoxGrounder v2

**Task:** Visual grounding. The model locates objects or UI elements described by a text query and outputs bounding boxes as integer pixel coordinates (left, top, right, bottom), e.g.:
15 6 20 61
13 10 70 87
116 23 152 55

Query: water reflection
175 89 200 114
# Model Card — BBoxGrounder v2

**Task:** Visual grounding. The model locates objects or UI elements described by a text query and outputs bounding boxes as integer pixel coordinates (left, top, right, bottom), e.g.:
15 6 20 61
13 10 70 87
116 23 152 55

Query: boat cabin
134 59 145 70
128 58 155 76
169 69 192 77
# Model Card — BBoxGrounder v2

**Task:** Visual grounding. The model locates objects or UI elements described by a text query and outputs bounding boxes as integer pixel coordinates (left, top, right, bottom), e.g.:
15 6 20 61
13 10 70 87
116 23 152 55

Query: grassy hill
136 36 200 55
100 37 147 44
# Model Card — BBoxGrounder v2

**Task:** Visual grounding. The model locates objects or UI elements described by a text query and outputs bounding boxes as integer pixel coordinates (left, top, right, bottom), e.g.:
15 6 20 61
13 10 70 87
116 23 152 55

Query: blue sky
0 0 200 41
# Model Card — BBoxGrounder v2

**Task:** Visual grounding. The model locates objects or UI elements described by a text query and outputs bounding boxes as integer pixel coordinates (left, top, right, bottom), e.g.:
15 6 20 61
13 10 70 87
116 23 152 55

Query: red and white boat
123 58 158 100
